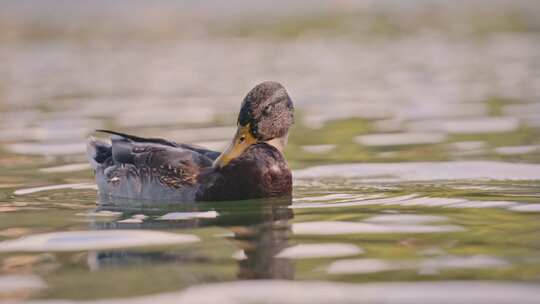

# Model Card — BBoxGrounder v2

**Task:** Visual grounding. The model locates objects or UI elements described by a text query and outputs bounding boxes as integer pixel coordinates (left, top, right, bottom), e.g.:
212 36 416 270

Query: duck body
87 81 295 202
87 132 292 202
197 143 292 201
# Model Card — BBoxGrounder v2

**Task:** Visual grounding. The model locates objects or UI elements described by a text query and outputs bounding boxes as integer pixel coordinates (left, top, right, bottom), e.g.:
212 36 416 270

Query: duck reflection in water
229 199 293 280
88 196 294 280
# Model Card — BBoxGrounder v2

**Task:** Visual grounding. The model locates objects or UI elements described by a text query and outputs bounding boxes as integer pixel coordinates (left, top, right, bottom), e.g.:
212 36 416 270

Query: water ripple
327 255 509 275
24 280 540 304
0 230 199 252
276 243 363 259
292 221 464 235
14 183 97 195
294 161 540 181
0 274 46 293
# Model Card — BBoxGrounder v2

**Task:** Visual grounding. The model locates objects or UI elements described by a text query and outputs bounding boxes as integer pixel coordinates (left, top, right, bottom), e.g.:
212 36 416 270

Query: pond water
1 1 540 303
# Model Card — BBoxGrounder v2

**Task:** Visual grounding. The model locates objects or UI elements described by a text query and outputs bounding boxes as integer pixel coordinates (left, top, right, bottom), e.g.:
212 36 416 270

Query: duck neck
264 133 289 153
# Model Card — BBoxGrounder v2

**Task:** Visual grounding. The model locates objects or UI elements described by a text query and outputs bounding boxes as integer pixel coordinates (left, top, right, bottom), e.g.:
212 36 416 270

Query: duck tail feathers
86 136 112 169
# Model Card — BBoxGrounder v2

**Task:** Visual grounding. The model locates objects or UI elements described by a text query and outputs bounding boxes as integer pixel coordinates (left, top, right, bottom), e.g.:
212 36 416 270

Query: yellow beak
213 124 257 169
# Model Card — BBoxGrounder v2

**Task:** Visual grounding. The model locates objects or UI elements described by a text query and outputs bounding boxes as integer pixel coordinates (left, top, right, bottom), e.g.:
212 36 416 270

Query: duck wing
96 129 221 161
87 130 217 201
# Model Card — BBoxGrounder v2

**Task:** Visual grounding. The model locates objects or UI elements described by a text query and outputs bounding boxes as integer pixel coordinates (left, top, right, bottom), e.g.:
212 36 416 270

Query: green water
1 170 540 302
1 1 540 303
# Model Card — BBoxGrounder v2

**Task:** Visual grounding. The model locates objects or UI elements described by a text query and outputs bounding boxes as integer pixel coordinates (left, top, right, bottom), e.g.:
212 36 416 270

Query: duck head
213 81 294 169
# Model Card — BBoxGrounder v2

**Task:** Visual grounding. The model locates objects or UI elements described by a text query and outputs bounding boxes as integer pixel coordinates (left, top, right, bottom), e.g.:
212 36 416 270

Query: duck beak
213 124 257 169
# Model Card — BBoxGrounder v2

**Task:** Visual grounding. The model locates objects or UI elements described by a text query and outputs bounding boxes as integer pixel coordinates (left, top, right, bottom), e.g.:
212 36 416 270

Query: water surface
1 1 540 303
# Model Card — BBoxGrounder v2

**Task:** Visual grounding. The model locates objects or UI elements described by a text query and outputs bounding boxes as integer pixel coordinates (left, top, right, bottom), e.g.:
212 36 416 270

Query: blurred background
1 0 539 166
1 1 540 303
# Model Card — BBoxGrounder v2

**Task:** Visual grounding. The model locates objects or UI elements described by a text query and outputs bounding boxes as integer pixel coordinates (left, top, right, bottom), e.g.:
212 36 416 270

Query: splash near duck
86 81 294 202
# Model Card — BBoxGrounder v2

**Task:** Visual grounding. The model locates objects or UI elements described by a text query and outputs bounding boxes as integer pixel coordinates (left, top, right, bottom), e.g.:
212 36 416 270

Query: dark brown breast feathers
196 143 292 201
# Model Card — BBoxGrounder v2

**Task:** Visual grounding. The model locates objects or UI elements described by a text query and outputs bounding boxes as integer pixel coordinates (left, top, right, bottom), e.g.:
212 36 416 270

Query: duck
86 81 294 202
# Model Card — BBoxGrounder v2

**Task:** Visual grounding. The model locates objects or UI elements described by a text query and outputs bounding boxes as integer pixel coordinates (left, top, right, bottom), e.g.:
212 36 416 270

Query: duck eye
239 135 246 143
263 105 273 115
